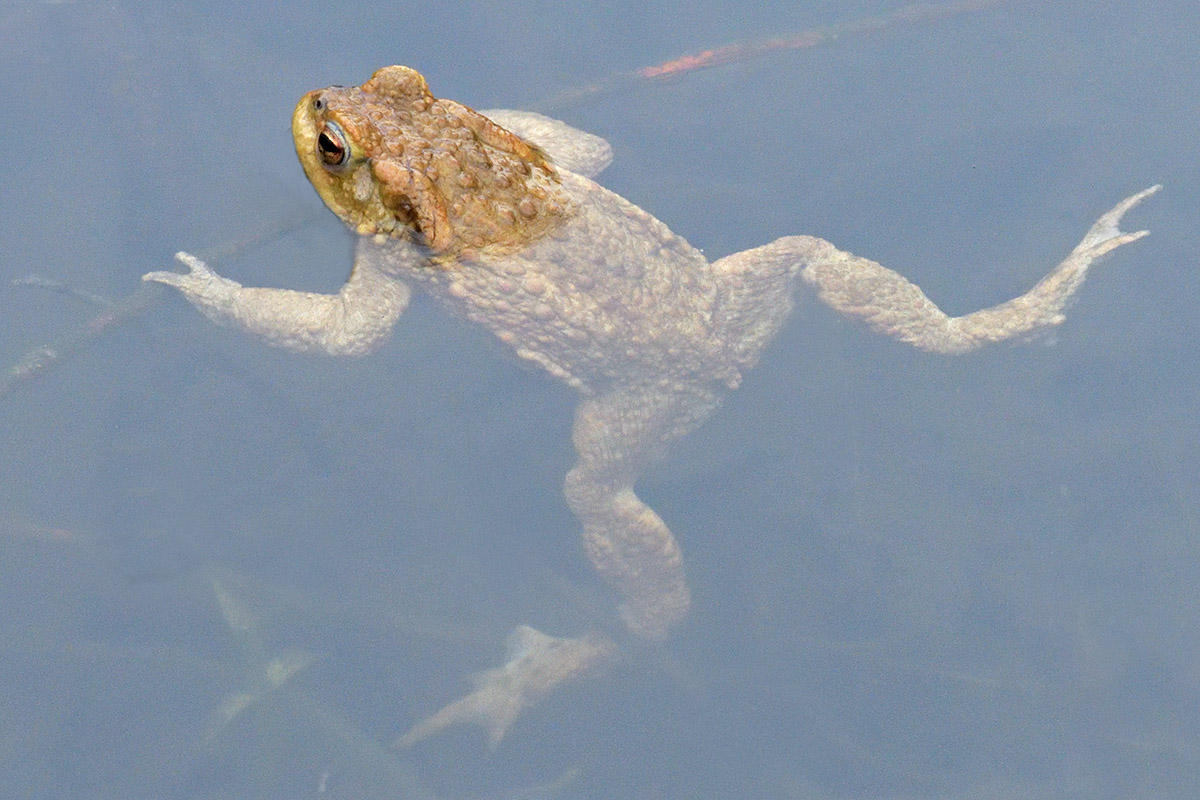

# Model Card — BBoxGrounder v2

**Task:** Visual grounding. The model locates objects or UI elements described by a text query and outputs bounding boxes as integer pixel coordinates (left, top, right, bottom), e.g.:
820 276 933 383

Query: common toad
144 65 1156 746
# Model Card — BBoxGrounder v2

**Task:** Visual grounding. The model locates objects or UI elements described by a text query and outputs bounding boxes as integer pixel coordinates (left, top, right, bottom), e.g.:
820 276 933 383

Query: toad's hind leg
711 186 1156 357
792 186 1159 354
565 383 722 639
398 384 719 748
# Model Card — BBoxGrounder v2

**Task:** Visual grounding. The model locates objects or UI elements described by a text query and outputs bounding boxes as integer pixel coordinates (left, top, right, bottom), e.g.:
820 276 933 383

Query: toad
144 65 1156 747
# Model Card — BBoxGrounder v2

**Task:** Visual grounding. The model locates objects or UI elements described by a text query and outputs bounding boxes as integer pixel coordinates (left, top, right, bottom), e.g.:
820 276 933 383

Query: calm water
1 1 1197 798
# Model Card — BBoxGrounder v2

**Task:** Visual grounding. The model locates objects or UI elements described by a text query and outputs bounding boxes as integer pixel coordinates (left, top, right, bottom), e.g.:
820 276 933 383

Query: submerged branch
539 0 1023 110
1 210 316 401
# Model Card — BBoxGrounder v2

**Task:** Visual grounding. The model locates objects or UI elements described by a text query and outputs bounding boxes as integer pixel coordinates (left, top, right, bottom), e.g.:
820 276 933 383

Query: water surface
1 2 1197 797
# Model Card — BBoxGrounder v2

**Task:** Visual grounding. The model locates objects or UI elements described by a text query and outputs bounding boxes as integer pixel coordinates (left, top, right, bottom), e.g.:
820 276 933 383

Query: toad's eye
317 122 350 170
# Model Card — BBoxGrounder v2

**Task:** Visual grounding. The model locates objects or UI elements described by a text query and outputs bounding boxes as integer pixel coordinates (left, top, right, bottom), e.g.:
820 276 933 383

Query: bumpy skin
145 65 1156 744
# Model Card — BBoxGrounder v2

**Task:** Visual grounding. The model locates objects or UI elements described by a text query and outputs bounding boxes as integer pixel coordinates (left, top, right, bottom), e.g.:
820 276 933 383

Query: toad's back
395 169 730 392
290 64 744 392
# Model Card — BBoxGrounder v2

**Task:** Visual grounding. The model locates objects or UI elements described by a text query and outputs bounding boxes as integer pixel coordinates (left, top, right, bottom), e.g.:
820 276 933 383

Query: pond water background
1 1 1198 798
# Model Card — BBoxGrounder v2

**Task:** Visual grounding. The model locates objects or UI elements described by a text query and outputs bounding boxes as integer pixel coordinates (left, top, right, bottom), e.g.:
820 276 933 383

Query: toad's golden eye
317 122 349 169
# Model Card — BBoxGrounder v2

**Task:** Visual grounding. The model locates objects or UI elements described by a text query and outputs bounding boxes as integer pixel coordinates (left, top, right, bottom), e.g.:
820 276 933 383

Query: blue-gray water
1 2 1197 798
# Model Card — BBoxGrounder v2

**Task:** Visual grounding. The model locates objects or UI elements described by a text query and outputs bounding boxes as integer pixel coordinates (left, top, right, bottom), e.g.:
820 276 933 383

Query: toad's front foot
396 626 615 749
143 251 242 298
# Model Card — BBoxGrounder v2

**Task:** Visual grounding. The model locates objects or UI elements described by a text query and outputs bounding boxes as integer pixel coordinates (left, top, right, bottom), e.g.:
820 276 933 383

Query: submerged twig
13 274 113 307
1 209 316 401
0 281 162 400
538 0 1022 110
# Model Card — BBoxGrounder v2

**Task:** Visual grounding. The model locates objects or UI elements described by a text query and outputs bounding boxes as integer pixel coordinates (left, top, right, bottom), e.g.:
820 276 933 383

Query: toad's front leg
143 238 413 356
